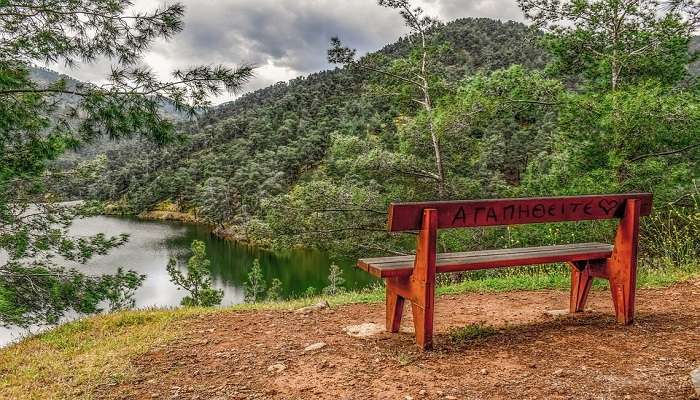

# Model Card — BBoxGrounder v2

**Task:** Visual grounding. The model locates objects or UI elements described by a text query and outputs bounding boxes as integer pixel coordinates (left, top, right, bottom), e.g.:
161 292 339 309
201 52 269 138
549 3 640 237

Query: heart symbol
598 199 619 215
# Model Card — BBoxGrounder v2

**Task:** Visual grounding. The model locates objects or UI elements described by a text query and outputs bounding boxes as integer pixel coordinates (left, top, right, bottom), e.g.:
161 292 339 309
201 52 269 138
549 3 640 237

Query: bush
640 188 700 269
267 278 283 301
167 241 224 307
244 259 266 303
322 264 346 295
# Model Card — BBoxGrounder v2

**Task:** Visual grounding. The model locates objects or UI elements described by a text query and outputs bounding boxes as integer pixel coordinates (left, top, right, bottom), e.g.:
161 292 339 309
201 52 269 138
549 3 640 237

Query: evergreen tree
0 1 252 326
267 278 283 302
244 259 266 303
167 241 224 307
323 264 346 296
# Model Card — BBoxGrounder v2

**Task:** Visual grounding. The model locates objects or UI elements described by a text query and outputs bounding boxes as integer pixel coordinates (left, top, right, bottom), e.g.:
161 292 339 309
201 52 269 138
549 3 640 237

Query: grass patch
439 262 700 295
0 308 206 400
448 322 498 344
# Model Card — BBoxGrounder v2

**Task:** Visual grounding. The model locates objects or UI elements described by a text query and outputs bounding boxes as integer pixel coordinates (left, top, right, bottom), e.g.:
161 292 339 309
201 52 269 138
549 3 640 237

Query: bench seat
358 242 613 278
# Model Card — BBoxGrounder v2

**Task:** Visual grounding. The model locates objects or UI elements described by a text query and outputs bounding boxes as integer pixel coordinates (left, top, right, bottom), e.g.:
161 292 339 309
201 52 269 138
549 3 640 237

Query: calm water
0 215 376 345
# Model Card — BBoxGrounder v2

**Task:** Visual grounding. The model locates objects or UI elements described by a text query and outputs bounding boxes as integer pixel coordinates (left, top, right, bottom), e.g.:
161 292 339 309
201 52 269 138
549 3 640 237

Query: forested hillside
55 18 547 221
53 14 699 265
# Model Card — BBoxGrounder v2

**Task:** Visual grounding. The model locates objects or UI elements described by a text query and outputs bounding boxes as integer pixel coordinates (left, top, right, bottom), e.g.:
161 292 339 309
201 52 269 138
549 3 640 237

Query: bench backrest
387 193 653 232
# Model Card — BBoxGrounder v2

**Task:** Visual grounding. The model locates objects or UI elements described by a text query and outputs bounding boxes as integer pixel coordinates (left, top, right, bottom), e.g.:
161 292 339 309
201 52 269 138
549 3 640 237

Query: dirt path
103 280 700 399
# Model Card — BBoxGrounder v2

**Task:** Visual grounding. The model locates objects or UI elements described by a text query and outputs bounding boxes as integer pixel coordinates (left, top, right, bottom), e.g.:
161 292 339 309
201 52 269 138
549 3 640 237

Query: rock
267 363 286 373
544 309 569 317
479 368 488 375
552 368 564 377
295 301 330 314
344 323 385 338
444 396 458 400
405 396 414 400
304 342 327 352
691 367 700 396
419 390 427 396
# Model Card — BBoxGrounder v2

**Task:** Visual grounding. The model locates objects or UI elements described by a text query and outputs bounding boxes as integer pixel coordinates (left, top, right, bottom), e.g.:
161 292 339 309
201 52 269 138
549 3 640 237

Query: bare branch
630 142 700 162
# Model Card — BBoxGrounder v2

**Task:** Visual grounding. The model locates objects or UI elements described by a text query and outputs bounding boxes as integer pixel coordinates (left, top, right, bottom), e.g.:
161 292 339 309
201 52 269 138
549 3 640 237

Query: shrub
167 241 223 307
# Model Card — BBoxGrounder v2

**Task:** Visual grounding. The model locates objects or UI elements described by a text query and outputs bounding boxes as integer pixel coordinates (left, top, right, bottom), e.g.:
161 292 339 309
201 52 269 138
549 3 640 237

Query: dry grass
0 308 205 399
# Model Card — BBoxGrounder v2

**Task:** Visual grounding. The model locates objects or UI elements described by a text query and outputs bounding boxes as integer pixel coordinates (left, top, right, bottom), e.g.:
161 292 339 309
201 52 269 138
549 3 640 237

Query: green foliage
640 186 700 269
322 264 346 295
166 240 223 307
195 177 241 227
303 287 317 298
518 0 699 90
0 0 252 326
244 259 266 303
0 261 145 327
267 278 283 302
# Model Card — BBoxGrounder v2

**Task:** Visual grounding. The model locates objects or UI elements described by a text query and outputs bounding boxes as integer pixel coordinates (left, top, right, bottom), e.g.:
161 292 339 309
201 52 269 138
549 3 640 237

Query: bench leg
386 281 405 333
569 262 593 313
413 209 437 350
410 288 435 350
382 209 438 349
607 198 641 325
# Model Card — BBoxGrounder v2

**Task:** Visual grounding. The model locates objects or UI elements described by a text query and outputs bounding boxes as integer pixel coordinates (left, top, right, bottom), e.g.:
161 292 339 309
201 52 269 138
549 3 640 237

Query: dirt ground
102 280 700 400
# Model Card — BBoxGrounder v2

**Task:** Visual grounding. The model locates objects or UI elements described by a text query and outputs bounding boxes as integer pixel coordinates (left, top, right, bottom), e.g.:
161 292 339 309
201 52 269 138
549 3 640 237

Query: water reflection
0 215 377 346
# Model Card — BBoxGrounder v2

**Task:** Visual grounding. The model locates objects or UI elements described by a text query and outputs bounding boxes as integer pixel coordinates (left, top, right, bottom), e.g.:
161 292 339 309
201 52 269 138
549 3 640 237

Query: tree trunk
419 34 445 198
425 100 445 198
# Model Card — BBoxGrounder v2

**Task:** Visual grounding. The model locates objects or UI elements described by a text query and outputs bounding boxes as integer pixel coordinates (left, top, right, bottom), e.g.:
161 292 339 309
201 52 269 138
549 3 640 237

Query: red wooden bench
357 193 653 350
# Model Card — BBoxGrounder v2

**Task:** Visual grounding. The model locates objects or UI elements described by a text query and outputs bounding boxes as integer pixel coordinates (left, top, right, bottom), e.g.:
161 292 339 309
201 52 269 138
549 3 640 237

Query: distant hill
28 66 188 121
205 18 548 124
57 18 548 204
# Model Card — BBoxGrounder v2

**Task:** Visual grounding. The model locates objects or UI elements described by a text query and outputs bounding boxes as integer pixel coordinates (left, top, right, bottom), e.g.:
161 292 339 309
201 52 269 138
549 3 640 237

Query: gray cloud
430 0 525 22
48 0 524 103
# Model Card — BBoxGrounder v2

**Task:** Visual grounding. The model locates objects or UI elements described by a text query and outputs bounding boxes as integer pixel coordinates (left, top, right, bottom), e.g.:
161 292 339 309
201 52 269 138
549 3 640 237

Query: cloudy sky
49 0 525 104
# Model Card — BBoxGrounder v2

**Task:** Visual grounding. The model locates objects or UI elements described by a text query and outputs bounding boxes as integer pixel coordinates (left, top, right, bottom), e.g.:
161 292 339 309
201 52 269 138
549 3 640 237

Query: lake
0 215 377 346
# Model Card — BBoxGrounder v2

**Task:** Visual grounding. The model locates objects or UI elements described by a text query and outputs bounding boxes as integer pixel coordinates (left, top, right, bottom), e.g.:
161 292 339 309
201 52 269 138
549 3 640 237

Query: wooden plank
358 243 613 278
387 193 653 232
359 242 608 265
359 243 612 268
607 198 641 325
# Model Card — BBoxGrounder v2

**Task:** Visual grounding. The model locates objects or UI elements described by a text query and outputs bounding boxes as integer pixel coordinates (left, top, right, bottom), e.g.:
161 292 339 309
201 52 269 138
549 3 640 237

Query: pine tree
323 264 346 296
244 259 266 303
0 0 252 327
267 278 283 302
167 241 223 307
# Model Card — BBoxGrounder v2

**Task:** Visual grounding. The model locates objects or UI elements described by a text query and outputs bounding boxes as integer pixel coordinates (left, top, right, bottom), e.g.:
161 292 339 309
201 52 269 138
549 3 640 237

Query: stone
344 323 385 338
304 342 327 352
544 309 569 317
479 368 488 375
294 301 330 314
691 367 700 396
405 396 414 400
552 368 564 377
267 363 286 373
